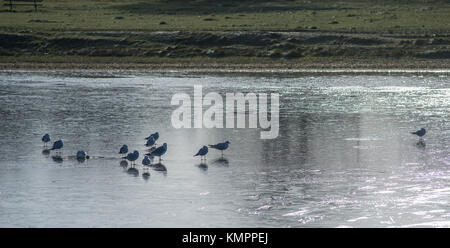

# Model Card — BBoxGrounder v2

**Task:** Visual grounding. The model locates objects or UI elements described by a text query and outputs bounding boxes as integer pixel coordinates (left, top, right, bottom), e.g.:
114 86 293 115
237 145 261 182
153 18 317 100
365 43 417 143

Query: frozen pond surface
0 70 448 227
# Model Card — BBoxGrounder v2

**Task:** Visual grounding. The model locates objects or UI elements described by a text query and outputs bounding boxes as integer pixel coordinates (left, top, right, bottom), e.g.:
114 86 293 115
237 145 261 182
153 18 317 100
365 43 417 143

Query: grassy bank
1 0 449 68
1 0 449 33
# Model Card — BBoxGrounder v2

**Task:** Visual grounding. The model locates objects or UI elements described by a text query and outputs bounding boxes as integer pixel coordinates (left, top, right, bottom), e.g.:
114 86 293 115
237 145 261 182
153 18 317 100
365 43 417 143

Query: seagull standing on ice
145 132 159 142
119 145 128 155
411 128 426 137
142 155 151 166
51 139 64 155
208 141 230 157
142 155 151 177
42 134 50 147
124 150 139 166
194 146 208 161
76 150 89 160
148 143 167 162
145 136 156 147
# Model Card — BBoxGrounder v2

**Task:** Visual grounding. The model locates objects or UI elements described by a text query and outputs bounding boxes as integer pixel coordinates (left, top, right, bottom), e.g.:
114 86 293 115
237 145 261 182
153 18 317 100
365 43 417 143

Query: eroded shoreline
1 60 450 74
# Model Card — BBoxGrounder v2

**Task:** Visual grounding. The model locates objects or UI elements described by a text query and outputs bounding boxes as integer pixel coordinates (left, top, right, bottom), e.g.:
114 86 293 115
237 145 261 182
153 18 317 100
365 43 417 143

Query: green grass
0 0 449 33
1 1 449 68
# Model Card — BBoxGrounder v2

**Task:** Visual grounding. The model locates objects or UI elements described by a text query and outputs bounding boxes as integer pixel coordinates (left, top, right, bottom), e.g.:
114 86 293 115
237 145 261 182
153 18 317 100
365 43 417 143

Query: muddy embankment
1 31 449 61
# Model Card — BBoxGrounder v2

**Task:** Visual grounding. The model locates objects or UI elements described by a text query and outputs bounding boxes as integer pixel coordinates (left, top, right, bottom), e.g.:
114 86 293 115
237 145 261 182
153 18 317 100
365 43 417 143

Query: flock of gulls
41 131 231 176
41 127 425 175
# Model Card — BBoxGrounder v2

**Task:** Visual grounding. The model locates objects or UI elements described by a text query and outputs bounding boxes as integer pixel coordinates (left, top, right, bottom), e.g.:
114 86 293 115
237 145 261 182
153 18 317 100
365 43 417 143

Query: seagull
411 128 426 137
208 141 230 157
148 143 167 162
145 132 159 142
42 134 50 147
124 150 139 166
50 139 64 155
119 145 128 156
76 150 87 159
194 146 208 160
142 155 151 176
142 155 151 166
77 150 87 158
145 136 156 147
